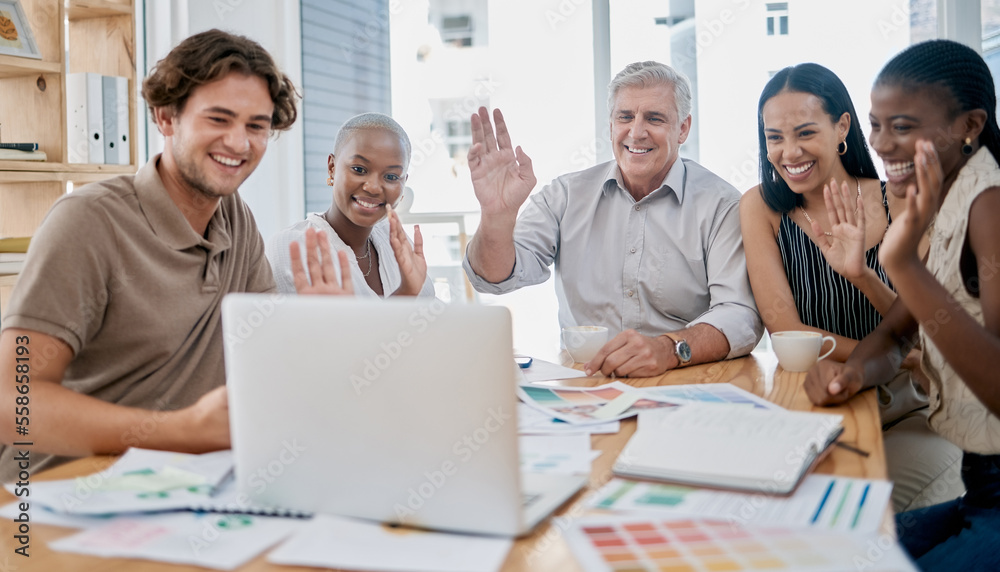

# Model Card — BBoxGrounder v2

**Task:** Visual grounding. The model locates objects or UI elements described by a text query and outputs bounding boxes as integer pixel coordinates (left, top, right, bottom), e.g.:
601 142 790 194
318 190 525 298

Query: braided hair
875 39 1000 164
757 63 879 213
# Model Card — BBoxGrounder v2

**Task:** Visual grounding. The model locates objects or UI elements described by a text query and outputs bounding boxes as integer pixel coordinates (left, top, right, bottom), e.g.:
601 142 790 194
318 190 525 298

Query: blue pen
811 480 835 524
851 483 871 529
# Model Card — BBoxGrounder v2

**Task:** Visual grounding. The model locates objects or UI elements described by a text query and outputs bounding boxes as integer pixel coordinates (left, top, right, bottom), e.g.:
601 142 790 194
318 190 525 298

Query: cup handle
818 336 837 361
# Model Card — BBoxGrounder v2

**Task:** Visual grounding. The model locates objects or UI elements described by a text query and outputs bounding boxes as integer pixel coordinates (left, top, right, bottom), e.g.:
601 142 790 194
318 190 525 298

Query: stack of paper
517 381 682 425
5 445 582 571
0 236 29 274
3 449 304 570
517 382 781 426
15 449 242 516
0 149 46 161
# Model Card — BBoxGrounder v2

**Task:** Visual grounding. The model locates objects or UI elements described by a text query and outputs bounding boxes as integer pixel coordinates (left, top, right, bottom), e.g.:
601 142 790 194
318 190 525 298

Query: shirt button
634 205 641 211
630 247 636 253
627 290 634 297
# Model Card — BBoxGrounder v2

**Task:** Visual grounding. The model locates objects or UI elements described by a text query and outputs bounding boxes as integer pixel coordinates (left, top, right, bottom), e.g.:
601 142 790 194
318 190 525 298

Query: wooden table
0 352 886 571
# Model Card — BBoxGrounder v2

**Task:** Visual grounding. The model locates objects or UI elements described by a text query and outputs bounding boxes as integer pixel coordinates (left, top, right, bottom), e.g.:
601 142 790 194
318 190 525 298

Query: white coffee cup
562 326 609 363
770 331 837 372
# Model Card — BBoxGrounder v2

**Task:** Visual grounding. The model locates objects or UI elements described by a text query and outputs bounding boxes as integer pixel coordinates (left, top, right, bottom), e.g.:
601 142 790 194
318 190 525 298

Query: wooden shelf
0 161 68 173
0 162 136 182
19 161 132 173
0 0 136 288
66 0 133 20
0 161 136 173
0 55 61 79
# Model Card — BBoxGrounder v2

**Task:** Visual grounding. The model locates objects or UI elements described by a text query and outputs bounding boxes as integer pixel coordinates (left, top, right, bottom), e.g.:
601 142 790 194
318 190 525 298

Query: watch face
677 340 692 362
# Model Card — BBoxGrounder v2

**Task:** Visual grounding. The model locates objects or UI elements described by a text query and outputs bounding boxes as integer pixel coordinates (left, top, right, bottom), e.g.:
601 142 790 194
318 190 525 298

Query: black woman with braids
804 40 1000 569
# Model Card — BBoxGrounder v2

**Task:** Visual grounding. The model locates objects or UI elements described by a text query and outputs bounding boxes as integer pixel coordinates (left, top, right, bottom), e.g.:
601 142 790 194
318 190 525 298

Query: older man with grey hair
463 61 762 377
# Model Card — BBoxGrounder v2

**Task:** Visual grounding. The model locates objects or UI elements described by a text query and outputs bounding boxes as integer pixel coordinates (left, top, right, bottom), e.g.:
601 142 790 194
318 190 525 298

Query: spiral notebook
613 403 843 495
14 448 311 518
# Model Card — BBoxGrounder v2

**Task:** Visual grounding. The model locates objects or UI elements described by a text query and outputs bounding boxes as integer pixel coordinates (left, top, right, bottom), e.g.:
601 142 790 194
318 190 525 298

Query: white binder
66 72 104 164
102 75 129 165
114 76 130 165
102 75 118 164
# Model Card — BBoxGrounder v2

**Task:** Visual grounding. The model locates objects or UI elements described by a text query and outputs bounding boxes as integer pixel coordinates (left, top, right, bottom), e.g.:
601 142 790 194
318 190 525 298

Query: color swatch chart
588 475 893 535
565 516 917 572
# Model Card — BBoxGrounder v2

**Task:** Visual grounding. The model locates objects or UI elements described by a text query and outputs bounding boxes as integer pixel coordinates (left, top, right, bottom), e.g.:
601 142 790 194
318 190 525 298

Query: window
767 3 789 36
445 118 472 160
440 14 473 47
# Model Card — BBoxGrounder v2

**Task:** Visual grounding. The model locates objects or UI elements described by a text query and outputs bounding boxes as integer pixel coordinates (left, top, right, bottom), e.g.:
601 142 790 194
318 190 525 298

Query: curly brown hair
141 29 298 131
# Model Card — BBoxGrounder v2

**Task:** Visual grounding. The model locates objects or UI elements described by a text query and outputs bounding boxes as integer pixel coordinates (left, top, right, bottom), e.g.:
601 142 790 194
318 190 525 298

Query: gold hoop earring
837 140 848 156
326 176 334 186
962 138 974 156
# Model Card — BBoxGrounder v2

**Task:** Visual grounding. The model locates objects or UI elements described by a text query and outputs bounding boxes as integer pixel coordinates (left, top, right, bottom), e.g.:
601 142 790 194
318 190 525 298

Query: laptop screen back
222 295 523 535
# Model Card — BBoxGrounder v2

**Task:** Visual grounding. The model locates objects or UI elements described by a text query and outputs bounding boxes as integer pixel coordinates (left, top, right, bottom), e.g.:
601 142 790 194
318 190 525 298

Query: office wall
300 0 392 215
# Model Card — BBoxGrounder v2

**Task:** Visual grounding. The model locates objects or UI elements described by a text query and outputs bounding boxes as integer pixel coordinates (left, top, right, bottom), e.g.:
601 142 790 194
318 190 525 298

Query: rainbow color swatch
565 516 916 572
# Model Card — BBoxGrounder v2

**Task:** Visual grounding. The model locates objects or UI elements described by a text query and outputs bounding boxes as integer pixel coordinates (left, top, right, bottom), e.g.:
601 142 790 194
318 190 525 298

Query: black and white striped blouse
776 183 892 340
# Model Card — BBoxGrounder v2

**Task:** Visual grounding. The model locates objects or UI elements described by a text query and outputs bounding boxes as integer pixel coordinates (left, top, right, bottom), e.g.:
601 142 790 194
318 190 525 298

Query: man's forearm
2 380 198 456
672 323 731 367
467 211 519 283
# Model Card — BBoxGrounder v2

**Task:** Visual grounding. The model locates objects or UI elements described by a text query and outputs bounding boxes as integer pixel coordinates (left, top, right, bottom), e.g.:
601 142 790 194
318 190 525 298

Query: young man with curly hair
0 29 338 481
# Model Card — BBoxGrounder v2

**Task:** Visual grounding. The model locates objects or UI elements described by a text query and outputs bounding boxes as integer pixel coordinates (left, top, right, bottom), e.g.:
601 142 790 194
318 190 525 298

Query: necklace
356 239 374 278
799 177 862 237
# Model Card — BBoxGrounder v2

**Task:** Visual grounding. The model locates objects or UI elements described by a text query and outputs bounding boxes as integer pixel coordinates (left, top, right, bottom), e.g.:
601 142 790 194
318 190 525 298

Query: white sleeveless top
922 147 1000 453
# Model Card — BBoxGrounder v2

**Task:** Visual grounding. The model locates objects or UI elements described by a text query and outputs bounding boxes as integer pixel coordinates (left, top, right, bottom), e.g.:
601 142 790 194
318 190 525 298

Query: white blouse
266 213 435 298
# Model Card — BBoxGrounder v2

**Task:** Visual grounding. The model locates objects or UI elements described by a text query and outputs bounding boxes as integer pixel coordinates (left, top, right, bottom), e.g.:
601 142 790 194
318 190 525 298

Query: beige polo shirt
0 155 275 480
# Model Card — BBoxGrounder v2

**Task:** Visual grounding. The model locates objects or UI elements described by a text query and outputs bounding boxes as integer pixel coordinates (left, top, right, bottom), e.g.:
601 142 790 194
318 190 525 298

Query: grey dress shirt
463 158 762 359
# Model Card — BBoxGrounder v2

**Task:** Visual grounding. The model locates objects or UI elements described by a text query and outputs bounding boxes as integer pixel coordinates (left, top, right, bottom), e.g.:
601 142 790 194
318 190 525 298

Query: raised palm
290 227 354 296
881 140 942 270
468 107 537 217
812 178 867 281
387 204 428 296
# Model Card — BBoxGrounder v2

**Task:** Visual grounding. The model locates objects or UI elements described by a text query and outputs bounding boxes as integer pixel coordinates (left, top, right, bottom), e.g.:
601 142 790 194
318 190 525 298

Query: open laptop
221 294 586 537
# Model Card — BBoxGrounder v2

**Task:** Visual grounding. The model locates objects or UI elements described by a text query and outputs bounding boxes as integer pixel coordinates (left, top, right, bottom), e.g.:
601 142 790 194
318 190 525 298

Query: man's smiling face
157 72 274 200
610 83 691 197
